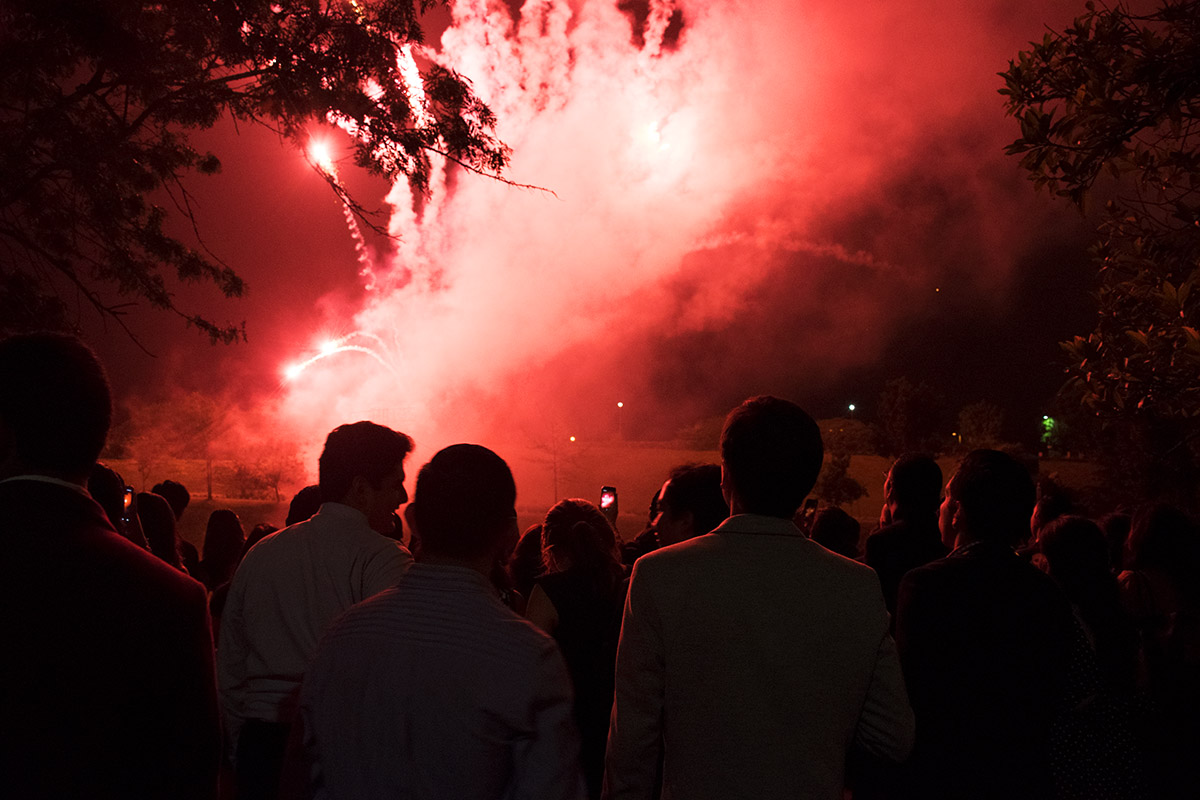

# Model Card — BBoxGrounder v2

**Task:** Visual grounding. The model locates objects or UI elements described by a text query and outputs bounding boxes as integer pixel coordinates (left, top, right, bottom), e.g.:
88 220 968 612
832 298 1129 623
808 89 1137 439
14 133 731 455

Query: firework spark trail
309 139 379 291
283 332 399 382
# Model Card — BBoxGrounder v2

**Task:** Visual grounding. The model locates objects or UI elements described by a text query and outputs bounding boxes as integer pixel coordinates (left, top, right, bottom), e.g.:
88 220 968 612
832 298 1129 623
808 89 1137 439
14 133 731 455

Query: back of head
809 507 862 559
203 509 245 569
411 444 516 561
1040 515 1111 599
318 421 413 503
948 449 1035 547
1031 478 1075 541
542 498 621 577
286 484 323 526
151 480 191 520
887 453 942 520
138 491 181 569
0 333 110 481
720 396 823 518
661 463 729 536
244 522 278 556
1126 503 1199 579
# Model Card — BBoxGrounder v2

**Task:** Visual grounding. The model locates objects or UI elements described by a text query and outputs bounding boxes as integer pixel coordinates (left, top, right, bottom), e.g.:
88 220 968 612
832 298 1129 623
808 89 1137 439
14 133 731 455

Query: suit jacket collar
950 539 1017 560
0 477 116 534
0 474 91 497
711 513 805 537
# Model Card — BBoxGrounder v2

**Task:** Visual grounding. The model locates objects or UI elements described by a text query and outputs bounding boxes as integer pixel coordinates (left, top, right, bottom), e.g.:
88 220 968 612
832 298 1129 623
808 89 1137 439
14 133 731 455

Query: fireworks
282 332 398 382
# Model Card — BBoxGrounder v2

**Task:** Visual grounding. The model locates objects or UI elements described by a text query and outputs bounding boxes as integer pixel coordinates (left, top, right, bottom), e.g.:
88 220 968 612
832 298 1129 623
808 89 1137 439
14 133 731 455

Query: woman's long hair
201 509 245 590
137 491 184 571
542 499 623 593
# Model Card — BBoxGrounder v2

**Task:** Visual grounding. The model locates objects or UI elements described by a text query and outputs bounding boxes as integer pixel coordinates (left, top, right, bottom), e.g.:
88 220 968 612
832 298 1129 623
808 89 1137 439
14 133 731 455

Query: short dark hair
719 396 823 518
887 454 942 517
318 422 413 502
947 449 1035 546
0 333 111 479
661 463 729 536
809 507 862 559
151 480 191 520
286 484 322 526
411 444 516 560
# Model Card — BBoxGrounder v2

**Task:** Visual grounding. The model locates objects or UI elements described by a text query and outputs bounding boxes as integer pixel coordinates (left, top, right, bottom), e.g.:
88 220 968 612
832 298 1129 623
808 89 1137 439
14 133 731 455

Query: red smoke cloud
267 0 1088 463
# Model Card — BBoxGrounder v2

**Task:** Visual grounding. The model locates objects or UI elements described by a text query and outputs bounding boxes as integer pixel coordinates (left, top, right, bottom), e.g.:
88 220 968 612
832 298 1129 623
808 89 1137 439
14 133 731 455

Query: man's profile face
361 462 408 535
652 482 692 547
938 476 958 549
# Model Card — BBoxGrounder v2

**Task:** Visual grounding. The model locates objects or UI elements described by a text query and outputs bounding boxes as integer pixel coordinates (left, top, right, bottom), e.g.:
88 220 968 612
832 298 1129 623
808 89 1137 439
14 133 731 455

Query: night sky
80 0 1102 455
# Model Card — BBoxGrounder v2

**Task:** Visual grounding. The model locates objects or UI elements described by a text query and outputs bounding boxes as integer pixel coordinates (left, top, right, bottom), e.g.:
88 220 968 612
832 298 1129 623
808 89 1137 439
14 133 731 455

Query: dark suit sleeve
150 578 222 799
894 567 940 713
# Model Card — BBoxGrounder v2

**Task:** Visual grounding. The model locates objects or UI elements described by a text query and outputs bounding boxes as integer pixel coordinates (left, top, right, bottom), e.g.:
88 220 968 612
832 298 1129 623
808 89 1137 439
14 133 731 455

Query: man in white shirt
605 396 914 800
296 443 585 800
218 420 414 800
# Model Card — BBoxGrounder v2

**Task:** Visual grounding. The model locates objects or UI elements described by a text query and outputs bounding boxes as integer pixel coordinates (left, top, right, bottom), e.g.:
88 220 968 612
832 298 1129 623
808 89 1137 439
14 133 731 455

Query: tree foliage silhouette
0 0 508 343
1001 0 1200 503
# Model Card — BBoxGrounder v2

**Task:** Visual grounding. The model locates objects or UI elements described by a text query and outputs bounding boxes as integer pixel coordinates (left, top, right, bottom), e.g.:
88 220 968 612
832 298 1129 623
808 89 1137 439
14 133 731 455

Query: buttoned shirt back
299 563 585 800
218 502 412 727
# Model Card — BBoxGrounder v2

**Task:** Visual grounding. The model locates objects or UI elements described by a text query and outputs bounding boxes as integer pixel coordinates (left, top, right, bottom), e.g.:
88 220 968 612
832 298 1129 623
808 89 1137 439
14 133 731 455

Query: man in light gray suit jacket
604 396 914 800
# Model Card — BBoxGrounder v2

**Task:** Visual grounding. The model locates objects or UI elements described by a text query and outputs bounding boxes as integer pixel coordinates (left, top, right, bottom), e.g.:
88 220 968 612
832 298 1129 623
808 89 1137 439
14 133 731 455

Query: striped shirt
299 563 585 800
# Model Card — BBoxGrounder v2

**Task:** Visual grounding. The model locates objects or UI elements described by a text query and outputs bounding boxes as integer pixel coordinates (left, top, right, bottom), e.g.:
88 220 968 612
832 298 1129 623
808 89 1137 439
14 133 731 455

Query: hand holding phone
600 485 619 531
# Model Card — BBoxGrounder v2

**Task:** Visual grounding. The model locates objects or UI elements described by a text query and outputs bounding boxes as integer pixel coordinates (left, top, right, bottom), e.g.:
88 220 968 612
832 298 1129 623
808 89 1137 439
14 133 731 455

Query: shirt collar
313 501 370 526
0 474 92 498
711 513 805 537
951 539 1014 558
409 562 497 592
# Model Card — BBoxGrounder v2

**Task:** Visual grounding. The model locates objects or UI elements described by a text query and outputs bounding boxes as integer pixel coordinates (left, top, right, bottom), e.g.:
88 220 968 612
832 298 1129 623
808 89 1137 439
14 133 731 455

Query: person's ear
951 501 967 538
720 464 733 507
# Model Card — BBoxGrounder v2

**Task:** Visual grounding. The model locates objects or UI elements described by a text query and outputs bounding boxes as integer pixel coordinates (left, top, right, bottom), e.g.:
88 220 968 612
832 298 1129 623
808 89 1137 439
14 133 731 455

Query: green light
1041 416 1056 446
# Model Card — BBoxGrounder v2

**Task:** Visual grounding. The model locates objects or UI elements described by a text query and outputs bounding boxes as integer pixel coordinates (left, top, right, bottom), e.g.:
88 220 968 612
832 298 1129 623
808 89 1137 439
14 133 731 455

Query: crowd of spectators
3 331 1198 799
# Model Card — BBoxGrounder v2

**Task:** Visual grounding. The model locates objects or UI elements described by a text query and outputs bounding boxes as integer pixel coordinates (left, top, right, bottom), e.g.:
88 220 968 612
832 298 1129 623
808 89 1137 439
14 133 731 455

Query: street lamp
848 403 856 419
617 402 624 440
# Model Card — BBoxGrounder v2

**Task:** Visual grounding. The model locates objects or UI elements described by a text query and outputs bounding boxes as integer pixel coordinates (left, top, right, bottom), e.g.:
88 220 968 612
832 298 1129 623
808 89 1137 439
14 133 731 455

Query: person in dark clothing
620 488 664 565
527 499 627 799
809 506 861 559
651 463 729 548
865 454 947 614
894 449 1084 799
506 523 546 613
199 508 245 591
153 478 201 574
139 490 187 572
88 461 150 550
0 333 219 799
